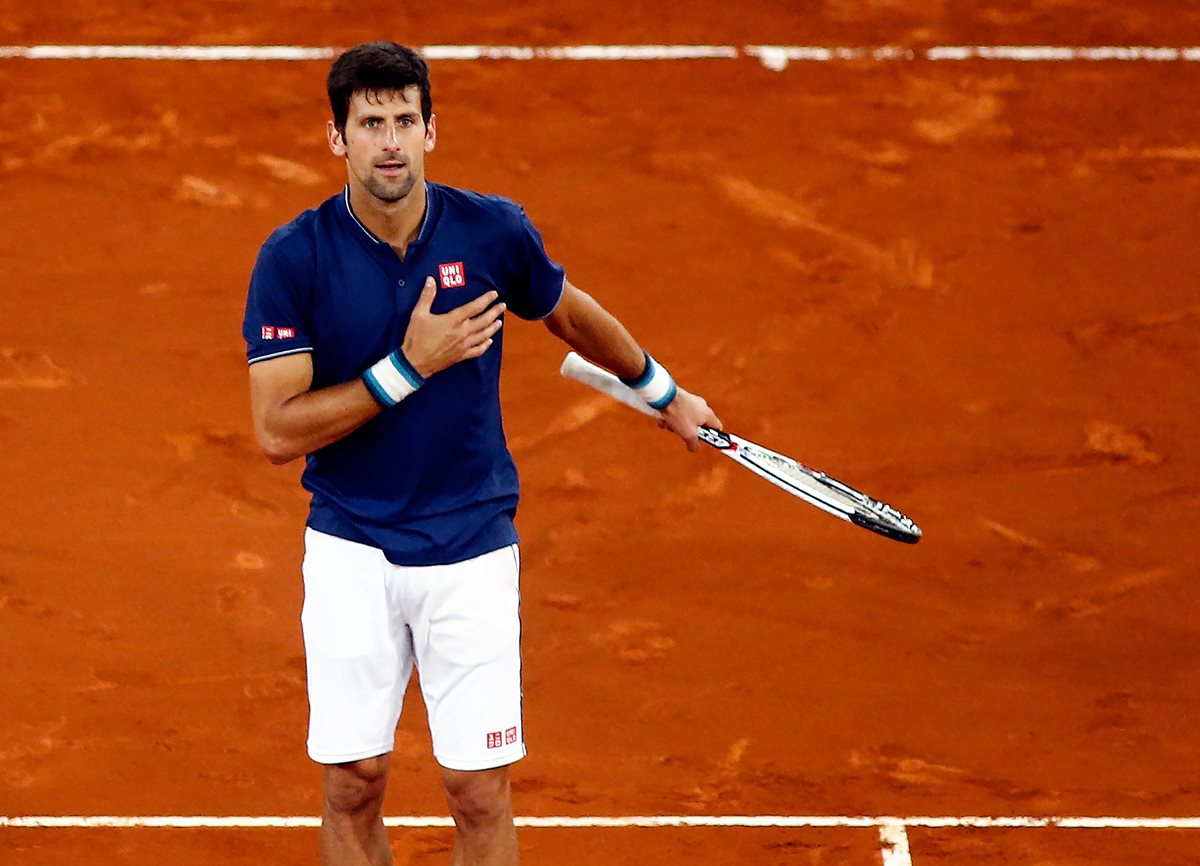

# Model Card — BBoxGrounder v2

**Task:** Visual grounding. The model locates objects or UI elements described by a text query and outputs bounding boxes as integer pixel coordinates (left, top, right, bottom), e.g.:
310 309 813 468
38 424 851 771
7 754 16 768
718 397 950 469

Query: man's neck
347 181 427 257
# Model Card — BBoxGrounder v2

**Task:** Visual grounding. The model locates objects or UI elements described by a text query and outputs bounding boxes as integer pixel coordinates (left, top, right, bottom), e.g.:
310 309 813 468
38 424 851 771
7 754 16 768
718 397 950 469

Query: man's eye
400 117 414 127
364 118 380 128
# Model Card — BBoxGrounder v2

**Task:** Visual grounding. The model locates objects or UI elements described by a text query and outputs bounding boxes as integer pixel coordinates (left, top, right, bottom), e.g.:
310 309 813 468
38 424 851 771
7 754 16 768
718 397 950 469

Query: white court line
423 45 740 60
926 45 1200 61
879 821 914 866
1 44 1200 69
3 815 1200 829
0 44 336 60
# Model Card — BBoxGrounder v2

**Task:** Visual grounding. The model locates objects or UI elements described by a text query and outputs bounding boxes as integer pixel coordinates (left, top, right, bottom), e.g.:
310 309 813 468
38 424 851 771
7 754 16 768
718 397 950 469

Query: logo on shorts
486 728 518 749
438 261 466 288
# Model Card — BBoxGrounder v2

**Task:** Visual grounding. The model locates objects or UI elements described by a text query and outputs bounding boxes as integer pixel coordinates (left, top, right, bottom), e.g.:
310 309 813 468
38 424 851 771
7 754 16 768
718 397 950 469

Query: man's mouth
376 161 406 175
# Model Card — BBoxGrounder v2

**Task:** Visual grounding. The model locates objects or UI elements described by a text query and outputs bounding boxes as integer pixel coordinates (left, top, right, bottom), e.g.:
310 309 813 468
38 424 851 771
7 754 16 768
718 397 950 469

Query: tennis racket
559 352 922 544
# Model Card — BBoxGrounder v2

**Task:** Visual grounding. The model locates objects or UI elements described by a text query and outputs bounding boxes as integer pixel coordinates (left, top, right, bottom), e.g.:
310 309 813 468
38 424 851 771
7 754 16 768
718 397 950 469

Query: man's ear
425 113 437 153
327 120 347 157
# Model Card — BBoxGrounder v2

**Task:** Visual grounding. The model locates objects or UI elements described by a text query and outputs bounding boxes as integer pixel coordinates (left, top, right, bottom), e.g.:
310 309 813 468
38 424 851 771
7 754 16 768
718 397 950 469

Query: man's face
328 86 436 204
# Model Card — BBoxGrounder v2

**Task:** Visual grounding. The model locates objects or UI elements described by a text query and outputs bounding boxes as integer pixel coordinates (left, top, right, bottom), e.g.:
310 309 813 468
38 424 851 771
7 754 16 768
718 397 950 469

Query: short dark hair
327 41 433 136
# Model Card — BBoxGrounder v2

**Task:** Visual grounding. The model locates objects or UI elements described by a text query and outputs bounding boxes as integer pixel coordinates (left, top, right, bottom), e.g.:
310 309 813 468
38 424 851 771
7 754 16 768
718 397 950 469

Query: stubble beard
362 171 417 204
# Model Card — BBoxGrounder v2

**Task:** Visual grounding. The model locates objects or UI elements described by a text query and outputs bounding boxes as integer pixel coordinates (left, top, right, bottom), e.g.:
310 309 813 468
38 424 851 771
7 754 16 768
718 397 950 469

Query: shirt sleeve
500 205 566 321
242 242 314 365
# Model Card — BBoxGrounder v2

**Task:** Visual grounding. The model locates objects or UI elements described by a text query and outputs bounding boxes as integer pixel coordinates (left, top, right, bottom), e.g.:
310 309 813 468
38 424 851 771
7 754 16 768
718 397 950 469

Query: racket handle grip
559 352 665 420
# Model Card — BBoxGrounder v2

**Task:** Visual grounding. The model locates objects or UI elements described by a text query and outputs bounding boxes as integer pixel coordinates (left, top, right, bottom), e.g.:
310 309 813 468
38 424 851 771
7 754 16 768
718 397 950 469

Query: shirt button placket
394 276 413 320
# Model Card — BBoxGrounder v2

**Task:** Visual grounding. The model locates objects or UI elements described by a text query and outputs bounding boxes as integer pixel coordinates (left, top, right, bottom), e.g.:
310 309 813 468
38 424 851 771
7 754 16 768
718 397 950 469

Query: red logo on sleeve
438 261 466 288
277 327 296 339
487 731 503 749
261 326 275 340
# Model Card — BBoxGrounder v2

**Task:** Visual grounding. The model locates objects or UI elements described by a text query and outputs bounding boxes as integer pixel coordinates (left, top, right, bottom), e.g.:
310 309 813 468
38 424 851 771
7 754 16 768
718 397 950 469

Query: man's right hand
401 277 506 378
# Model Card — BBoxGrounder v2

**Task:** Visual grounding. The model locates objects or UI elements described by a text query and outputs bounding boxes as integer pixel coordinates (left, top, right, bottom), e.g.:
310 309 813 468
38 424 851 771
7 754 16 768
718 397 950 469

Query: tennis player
243 41 720 866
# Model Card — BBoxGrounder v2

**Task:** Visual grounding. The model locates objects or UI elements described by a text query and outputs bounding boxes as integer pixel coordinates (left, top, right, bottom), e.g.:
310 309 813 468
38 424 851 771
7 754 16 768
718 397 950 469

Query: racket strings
746 445 919 534
743 446 857 504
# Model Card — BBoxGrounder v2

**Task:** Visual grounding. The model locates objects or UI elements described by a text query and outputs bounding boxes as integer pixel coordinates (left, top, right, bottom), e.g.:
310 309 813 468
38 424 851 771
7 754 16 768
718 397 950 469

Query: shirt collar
341 183 434 249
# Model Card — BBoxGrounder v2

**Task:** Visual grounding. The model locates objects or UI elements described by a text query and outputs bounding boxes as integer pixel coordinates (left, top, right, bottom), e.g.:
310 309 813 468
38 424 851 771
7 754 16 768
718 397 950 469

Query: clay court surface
2 2 1200 863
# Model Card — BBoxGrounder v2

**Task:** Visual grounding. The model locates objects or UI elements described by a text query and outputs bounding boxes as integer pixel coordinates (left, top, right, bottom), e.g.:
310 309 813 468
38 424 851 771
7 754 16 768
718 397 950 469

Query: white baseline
1 44 1200 69
3 814 1200 829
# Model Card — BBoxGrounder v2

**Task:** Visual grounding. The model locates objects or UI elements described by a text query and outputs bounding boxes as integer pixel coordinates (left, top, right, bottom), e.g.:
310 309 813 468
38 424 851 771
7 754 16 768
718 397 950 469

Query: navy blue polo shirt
242 182 565 565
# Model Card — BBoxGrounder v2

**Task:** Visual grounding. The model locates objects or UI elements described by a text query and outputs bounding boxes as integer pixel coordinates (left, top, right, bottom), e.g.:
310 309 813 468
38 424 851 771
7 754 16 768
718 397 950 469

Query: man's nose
384 124 400 148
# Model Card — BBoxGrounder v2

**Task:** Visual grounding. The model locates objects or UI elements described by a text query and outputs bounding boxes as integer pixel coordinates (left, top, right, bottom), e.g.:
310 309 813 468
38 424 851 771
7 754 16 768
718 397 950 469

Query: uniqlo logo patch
261 326 275 340
487 731 503 749
504 726 518 745
438 261 466 288
277 327 295 339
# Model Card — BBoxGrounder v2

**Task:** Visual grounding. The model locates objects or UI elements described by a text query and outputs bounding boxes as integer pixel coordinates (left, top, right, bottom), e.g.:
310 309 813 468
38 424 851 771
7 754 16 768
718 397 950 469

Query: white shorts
300 528 525 770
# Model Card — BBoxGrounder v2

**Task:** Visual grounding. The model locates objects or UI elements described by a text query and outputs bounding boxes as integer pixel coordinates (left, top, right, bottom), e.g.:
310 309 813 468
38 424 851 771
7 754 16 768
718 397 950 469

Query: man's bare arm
543 280 645 380
544 279 721 451
248 353 382 465
248 277 505 465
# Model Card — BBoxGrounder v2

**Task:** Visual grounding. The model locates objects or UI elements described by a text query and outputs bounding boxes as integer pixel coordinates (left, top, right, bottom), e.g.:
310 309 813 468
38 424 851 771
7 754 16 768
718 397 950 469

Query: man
243 41 720 866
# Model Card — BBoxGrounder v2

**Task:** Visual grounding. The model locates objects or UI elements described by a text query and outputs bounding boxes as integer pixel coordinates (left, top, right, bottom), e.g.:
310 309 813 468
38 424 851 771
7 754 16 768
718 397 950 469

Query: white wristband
620 351 677 410
362 350 425 408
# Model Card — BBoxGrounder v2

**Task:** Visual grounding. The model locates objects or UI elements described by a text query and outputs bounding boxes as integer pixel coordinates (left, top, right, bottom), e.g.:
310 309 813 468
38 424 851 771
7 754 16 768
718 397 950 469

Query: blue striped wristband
362 350 426 408
620 351 678 411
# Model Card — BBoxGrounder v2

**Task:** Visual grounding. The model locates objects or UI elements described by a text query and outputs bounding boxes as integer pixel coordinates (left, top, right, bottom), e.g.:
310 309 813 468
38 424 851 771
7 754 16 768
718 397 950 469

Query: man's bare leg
321 754 394 866
440 765 517 866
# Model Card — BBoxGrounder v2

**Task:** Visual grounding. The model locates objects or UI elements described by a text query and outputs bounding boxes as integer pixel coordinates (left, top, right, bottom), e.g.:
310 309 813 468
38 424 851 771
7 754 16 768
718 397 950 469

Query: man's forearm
255 378 383 465
544 281 721 450
544 285 648 380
